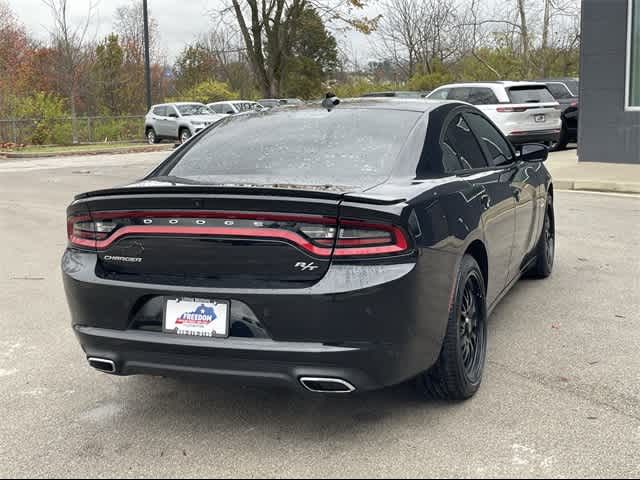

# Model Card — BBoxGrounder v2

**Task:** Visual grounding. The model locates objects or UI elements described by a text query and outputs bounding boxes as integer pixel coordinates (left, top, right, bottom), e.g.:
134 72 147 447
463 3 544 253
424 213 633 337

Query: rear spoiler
74 185 406 206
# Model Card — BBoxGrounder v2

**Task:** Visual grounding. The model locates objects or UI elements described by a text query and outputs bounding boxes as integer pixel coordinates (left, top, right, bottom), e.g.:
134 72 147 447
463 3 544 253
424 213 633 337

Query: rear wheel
179 128 192 144
416 254 487 401
550 126 569 151
528 196 555 278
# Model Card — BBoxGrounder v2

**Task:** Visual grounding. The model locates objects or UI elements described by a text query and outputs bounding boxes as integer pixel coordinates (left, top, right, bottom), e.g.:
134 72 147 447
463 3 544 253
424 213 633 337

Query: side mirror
226 110 235 115
518 143 548 163
168 112 179 118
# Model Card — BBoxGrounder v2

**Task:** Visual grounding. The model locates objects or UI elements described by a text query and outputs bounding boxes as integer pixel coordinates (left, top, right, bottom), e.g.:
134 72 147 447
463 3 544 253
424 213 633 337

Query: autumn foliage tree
0 1 32 116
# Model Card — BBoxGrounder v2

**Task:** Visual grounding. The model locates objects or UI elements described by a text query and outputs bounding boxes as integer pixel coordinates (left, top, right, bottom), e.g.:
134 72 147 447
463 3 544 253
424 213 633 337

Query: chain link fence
0 115 145 145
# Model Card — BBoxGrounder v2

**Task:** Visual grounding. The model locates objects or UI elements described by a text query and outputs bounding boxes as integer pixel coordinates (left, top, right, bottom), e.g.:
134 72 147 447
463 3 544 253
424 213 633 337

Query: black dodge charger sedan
63 98 555 400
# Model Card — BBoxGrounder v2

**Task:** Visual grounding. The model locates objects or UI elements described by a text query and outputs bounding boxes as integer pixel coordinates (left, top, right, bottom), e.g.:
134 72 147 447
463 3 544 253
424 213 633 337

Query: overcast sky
7 0 376 63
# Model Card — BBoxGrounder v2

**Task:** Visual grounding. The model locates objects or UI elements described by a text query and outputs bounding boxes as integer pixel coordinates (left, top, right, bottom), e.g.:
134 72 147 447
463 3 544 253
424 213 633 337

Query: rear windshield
507 86 556 104
164 108 420 187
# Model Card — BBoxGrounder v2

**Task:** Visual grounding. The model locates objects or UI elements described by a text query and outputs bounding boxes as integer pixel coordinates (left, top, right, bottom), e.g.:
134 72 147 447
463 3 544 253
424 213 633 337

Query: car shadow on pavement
111 374 457 436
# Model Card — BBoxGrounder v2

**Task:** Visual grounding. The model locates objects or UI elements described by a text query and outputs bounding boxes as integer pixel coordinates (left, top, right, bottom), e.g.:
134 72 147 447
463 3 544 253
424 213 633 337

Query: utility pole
143 0 152 111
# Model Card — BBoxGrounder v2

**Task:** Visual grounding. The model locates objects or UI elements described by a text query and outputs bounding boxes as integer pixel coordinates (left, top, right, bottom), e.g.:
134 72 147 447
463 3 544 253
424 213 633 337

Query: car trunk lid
68 186 344 286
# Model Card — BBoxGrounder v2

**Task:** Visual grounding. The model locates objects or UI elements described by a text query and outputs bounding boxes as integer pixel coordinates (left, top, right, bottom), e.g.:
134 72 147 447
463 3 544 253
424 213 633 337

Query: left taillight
67 215 119 249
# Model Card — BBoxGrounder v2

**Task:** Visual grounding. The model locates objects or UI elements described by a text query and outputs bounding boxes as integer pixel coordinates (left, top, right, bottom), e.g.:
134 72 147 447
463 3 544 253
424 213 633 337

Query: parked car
208 101 265 115
282 98 304 106
535 78 579 150
361 91 428 98
145 103 226 145
64 98 555 401
257 98 304 109
427 82 562 146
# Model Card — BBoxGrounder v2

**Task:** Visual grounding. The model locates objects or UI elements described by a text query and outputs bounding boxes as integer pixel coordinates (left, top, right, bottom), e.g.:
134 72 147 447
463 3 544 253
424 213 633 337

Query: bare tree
221 0 377 97
42 0 96 143
456 0 503 79
375 0 422 78
114 3 161 65
201 28 256 97
113 3 167 112
516 0 529 73
374 0 458 80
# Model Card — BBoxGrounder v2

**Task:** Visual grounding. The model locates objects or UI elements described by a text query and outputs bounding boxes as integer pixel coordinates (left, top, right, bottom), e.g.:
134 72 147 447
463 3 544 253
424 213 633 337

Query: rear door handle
480 194 491 210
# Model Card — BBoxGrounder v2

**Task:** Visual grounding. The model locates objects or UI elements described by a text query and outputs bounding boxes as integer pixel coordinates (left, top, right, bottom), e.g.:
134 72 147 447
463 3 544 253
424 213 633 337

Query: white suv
428 82 561 146
145 103 227 144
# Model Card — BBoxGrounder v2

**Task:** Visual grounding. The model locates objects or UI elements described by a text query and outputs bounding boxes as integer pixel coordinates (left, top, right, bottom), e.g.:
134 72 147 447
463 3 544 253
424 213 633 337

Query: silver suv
145 103 226 144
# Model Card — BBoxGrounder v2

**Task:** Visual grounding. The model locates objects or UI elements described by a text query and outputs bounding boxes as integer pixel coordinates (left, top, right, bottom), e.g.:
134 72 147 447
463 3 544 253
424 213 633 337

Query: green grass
0 142 154 154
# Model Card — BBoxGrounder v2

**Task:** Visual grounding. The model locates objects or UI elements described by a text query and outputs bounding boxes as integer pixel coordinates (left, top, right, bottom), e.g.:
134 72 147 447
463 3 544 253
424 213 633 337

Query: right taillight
301 221 408 257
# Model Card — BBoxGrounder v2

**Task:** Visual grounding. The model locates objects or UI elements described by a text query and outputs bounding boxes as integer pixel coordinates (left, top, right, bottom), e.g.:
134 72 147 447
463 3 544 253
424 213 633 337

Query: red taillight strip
88 210 337 225
67 212 411 257
316 237 391 247
74 225 335 257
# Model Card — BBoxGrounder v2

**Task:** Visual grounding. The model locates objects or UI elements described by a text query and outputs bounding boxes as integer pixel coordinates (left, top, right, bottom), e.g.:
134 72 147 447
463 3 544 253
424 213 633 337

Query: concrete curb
1 144 172 159
554 179 640 194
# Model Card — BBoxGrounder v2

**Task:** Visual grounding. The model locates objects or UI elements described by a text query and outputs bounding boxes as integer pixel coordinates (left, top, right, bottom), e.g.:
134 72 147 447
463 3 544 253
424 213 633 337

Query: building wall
580 0 640 163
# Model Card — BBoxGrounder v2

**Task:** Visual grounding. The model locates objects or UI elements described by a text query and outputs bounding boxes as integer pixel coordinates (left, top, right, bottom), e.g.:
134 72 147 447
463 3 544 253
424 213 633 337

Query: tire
179 128 192 144
146 128 160 145
528 196 555 278
416 254 488 401
550 126 569 152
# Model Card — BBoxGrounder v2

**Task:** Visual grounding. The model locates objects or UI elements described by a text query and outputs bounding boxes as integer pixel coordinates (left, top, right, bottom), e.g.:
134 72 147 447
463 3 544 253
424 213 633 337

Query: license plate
164 298 229 338
534 114 546 123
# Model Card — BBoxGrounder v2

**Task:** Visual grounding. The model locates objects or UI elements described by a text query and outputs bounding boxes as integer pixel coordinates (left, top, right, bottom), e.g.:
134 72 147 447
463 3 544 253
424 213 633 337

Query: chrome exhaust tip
299 377 356 393
87 357 116 374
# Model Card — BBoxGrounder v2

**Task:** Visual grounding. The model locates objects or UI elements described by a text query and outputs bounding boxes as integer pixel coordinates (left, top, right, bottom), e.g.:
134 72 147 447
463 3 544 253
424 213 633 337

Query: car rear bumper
63 249 456 392
507 129 561 145
75 326 412 392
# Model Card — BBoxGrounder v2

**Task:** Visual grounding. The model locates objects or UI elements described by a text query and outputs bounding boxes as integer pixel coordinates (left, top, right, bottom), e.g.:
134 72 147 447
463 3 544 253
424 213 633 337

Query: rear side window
465 113 514 166
166 108 421 186
467 88 499 105
545 83 573 100
221 103 235 113
442 115 488 171
564 80 579 96
153 106 166 116
447 88 471 102
507 86 556 104
429 89 450 100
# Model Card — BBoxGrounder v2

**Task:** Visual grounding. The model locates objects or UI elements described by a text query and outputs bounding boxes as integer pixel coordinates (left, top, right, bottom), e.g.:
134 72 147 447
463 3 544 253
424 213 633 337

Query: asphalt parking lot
0 152 639 478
